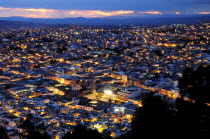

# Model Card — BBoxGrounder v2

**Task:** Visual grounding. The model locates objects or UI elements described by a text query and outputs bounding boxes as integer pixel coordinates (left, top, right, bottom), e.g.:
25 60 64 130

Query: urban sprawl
0 22 210 138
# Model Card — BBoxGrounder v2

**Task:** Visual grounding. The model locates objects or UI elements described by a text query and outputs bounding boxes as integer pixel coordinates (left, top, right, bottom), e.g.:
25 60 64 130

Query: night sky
0 0 209 18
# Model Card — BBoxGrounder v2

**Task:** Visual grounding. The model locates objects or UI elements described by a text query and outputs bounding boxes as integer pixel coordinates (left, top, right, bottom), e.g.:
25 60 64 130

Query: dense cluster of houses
0 22 210 138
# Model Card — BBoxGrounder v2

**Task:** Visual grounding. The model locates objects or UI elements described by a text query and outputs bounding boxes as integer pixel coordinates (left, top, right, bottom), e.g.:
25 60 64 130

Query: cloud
0 3 209 18
67 10 134 17
138 11 164 15
0 0 209 12
175 12 181 15
0 0 209 16
0 7 134 18
197 12 210 14
0 7 10 10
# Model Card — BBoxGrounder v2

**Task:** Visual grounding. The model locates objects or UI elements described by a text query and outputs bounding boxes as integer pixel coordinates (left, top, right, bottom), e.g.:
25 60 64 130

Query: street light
104 89 113 102
104 89 112 95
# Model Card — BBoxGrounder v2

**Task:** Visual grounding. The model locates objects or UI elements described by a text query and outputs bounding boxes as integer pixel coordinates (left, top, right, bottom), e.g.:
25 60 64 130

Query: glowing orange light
198 12 210 14
0 7 164 18
138 11 163 14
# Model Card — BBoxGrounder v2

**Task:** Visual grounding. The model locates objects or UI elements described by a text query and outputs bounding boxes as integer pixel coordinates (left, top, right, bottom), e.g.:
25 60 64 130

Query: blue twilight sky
0 0 209 18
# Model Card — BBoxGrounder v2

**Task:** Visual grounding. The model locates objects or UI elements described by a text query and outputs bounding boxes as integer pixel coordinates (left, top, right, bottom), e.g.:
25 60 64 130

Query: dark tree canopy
0 126 8 139
174 98 203 138
20 115 51 139
129 92 210 139
131 93 172 139
63 124 103 139
27 131 51 139
179 65 210 104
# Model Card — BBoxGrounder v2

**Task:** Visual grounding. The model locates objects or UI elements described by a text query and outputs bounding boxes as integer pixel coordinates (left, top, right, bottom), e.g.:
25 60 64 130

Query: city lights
0 11 209 138
104 89 113 95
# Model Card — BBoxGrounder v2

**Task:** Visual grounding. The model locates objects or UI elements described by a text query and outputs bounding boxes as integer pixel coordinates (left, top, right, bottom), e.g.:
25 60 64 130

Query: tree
27 130 51 139
178 65 210 138
63 124 103 139
21 115 51 139
179 65 210 104
131 93 172 139
0 126 8 139
21 115 36 133
62 131 72 139
108 98 112 103
102 129 112 139
174 98 203 138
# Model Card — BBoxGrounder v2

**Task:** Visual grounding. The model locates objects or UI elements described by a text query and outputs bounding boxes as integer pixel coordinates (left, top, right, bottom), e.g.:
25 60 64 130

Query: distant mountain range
0 14 210 26
0 20 52 28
